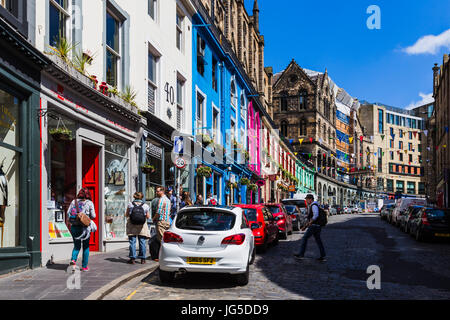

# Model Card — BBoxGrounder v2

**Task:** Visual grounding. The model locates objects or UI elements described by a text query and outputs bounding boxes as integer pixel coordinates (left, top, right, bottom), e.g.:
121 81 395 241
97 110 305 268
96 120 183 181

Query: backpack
130 202 146 225
312 203 328 227
69 200 86 226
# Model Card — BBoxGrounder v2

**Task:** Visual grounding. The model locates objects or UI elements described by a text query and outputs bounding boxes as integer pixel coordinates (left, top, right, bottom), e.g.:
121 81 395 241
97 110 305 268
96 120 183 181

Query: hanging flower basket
140 163 156 174
49 117 72 141
248 184 258 192
49 127 72 141
239 178 250 186
227 181 238 189
197 166 212 178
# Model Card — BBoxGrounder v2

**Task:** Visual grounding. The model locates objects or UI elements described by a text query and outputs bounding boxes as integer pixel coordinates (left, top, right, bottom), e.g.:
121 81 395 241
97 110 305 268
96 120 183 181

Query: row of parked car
328 205 363 215
158 198 363 286
380 198 450 242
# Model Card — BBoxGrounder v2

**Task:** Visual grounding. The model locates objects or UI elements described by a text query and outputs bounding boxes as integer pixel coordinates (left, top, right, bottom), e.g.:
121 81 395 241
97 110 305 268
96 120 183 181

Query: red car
233 204 279 252
264 203 293 239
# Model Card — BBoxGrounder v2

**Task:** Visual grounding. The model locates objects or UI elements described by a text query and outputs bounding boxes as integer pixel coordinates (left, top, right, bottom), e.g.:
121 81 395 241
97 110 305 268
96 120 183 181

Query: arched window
299 90 307 110
280 120 288 138
280 91 288 112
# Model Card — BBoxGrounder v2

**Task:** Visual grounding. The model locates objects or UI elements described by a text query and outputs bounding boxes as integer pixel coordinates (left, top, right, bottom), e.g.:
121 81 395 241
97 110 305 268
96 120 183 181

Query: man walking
294 194 326 262
153 186 172 243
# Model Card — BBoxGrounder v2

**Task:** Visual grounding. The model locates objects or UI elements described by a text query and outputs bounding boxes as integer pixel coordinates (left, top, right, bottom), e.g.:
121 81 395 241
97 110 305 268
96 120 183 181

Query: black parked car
408 207 450 242
402 205 424 233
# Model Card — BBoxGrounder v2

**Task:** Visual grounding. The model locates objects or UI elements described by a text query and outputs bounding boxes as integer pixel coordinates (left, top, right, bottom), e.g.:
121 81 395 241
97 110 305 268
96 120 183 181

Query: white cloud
405 93 434 110
403 29 450 55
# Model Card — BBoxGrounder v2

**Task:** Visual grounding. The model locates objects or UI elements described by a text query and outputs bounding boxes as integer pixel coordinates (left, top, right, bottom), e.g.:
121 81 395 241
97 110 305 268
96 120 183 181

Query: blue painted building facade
190 7 254 205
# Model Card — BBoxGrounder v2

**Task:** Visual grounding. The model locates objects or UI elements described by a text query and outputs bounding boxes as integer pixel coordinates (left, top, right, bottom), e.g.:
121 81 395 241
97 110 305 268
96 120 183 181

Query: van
391 198 427 227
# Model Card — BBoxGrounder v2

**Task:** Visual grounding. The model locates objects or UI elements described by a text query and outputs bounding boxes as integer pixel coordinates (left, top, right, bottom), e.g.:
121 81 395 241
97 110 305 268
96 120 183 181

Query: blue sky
244 0 450 110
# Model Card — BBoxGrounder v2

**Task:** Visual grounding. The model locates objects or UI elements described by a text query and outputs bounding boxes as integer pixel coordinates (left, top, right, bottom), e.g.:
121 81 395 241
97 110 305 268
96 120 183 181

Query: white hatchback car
159 205 255 286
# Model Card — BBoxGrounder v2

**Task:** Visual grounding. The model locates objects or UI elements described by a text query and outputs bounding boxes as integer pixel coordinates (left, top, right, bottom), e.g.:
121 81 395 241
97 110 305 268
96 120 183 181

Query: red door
82 144 100 252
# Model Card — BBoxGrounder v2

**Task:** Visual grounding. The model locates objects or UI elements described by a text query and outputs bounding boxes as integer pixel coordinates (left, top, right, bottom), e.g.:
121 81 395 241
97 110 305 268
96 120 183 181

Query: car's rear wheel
159 269 175 284
235 263 249 286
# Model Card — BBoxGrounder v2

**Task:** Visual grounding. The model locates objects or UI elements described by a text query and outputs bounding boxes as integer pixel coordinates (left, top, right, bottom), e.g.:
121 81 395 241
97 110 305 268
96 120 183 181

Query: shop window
144 139 163 204
47 114 76 240
104 137 129 239
0 89 21 248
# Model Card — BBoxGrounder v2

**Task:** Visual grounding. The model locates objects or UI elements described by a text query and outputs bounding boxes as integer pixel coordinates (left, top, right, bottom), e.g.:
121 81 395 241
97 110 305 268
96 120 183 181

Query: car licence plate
435 233 450 238
186 257 216 265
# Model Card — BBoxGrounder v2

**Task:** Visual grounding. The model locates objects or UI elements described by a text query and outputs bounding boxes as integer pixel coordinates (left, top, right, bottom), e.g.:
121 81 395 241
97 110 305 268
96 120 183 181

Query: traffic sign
174 157 187 169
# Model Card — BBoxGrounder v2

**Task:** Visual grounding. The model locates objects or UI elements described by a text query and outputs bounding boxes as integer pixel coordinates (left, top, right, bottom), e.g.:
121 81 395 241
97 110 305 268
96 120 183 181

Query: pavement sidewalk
0 248 158 300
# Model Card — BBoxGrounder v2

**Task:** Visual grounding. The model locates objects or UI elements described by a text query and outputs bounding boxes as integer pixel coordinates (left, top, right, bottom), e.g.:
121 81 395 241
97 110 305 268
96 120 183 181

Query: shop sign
146 141 163 160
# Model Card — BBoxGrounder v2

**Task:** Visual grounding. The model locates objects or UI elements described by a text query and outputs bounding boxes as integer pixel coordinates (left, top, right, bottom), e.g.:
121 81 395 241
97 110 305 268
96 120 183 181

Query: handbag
75 199 92 227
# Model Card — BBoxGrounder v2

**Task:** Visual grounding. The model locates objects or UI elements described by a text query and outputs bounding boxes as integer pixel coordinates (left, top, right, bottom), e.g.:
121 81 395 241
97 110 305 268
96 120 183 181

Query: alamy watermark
66 265 81 290
366 265 381 290
366 5 381 30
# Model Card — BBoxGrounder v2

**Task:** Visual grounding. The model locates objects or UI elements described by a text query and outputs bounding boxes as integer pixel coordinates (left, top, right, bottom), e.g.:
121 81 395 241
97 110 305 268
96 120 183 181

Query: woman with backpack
67 188 96 272
125 192 151 264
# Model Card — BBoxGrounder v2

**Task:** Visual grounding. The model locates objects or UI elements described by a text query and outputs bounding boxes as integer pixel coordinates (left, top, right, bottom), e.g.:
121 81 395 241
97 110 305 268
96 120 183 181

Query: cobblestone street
104 214 450 300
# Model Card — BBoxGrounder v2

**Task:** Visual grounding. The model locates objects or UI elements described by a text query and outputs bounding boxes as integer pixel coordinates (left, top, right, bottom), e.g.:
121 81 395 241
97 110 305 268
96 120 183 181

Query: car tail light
163 231 183 243
221 234 246 245
421 212 430 226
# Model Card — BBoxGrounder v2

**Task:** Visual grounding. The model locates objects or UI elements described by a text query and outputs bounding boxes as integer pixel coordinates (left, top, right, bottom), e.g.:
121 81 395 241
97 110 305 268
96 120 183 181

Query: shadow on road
255 214 450 299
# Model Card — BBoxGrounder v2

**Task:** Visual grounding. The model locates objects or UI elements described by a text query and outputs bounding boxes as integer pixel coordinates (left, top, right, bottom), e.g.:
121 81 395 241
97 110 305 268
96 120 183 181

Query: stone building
271 60 341 204
358 103 426 199
432 56 450 207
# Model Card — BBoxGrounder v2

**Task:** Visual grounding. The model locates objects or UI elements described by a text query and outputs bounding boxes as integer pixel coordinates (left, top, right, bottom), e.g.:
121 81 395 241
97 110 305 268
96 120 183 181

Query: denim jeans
71 225 90 268
297 224 326 258
129 235 147 260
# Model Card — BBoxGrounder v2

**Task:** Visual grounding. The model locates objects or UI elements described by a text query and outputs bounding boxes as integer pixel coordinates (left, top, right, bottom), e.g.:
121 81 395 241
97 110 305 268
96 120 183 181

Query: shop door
82 144 100 252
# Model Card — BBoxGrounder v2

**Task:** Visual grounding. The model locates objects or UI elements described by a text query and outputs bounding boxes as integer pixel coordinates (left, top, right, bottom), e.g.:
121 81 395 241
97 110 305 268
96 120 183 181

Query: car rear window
242 209 257 222
175 210 236 231
284 205 297 213
267 206 280 214
426 209 450 219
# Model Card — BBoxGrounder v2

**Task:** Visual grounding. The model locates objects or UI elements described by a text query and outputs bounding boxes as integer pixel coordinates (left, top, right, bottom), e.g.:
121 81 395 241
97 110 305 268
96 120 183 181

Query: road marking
125 283 145 300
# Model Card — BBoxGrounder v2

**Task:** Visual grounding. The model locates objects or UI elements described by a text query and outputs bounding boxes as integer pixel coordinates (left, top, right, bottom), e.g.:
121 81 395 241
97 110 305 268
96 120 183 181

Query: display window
144 139 163 205
104 137 129 239
47 114 76 240
0 88 20 248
